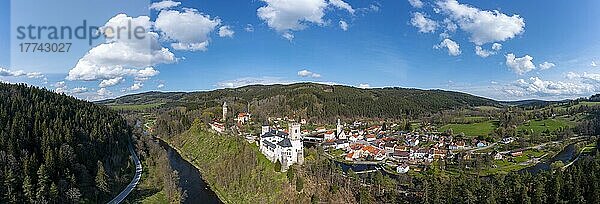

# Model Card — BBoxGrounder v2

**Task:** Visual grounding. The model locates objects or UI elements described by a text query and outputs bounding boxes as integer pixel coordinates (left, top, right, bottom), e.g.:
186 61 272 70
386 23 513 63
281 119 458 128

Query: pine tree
95 161 109 196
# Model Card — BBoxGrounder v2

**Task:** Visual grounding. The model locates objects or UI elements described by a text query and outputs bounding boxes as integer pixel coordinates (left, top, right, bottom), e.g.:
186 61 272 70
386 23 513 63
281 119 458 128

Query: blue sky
1 0 600 101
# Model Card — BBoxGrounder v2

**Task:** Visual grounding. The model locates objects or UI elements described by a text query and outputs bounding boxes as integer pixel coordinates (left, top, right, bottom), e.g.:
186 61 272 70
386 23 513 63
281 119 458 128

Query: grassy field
141 191 168 204
517 118 575 133
439 120 498 137
108 103 165 111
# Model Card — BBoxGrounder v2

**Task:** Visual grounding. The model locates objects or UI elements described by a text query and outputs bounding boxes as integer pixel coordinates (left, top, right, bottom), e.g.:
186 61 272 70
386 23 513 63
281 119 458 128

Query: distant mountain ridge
98 83 505 119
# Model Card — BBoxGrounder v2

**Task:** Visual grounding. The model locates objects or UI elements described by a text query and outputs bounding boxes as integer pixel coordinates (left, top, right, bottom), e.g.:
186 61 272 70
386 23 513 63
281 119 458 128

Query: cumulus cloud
505 53 535 75
339 20 349 31
70 87 89 94
216 77 292 88
434 38 461 56
539 61 556 70
492 43 502 51
135 67 160 81
149 0 181 11
218 26 235 38
53 81 67 93
358 83 370 89
592 61 598 67
297 69 321 78
436 0 525 45
155 8 221 51
66 14 175 84
257 0 328 35
0 67 44 78
510 77 594 96
99 77 124 88
475 46 493 58
474 43 502 57
411 12 437 33
128 82 143 91
329 0 355 14
157 83 165 89
97 88 113 96
408 0 424 8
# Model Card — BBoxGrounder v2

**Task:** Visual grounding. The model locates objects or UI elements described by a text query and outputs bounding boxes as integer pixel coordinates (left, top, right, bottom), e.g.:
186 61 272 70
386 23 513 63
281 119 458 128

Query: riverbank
160 122 292 203
157 137 229 204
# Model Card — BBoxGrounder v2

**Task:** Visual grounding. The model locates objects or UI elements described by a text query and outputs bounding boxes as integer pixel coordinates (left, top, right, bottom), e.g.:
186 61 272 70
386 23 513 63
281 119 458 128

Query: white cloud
245 24 254 32
339 20 348 31
149 0 181 11
218 26 235 38
492 43 502 51
358 84 370 89
0 67 43 78
436 0 525 45
443 18 457 32
592 61 598 67
257 0 328 36
157 83 165 89
434 38 461 56
411 12 437 33
408 0 424 8
216 77 292 88
99 77 124 88
136 67 160 81
297 69 321 78
329 0 355 14
54 81 67 93
97 88 113 96
505 53 535 75
66 14 175 84
539 61 556 70
155 8 221 51
128 82 143 91
70 87 88 94
510 77 594 96
475 46 493 58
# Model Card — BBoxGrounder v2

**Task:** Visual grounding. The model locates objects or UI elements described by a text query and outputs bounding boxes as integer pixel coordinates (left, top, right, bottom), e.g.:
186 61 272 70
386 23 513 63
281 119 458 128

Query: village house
396 164 410 174
236 112 251 124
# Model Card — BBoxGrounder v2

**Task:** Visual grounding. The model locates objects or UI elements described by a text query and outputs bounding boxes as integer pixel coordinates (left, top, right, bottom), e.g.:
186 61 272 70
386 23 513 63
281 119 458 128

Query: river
520 143 577 174
156 139 222 204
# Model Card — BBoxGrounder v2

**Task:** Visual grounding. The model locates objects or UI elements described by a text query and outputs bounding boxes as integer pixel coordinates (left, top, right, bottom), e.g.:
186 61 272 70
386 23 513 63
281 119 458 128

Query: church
259 123 304 171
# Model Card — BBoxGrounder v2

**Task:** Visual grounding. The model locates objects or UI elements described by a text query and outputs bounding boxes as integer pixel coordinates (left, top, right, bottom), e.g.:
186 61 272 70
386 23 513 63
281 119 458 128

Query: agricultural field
439 120 499 137
517 118 575 133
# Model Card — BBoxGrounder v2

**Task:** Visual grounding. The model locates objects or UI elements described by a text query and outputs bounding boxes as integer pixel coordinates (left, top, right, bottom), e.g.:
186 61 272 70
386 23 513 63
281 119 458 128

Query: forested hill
99 83 499 120
0 83 133 203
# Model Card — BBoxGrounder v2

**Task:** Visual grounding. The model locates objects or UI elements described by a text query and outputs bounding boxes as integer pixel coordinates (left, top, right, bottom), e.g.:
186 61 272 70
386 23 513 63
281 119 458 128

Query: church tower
289 123 301 140
336 119 343 138
222 101 228 121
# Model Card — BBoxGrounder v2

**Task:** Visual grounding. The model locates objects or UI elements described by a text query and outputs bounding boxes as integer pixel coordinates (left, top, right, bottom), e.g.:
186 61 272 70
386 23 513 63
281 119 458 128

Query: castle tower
289 123 301 140
222 101 228 121
261 121 270 136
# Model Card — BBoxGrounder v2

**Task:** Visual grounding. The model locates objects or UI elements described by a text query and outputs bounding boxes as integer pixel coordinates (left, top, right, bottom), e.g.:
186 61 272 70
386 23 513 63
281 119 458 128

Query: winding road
108 144 142 204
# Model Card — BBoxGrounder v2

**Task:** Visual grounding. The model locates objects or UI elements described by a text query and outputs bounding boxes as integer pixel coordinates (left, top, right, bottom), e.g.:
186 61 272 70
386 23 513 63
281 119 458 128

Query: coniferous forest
0 83 133 203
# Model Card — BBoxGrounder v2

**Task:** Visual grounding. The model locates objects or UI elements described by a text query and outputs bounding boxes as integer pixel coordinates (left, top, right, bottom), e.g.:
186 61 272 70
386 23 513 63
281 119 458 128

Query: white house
396 164 410 174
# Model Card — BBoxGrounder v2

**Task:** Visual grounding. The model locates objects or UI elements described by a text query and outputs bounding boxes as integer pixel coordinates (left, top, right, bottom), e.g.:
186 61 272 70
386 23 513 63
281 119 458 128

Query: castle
259 123 304 171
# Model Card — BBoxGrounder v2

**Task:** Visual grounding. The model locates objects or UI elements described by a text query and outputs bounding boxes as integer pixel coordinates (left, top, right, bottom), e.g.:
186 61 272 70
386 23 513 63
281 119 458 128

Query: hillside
99 83 499 120
0 83 134 203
